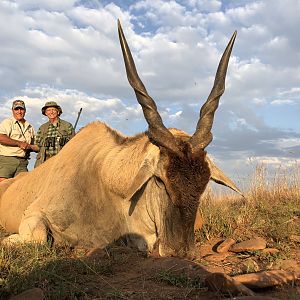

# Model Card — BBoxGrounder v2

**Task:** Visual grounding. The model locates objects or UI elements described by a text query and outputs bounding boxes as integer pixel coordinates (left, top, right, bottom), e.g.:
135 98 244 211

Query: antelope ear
206 156 243 196
125 162 154 200
125 153 159 200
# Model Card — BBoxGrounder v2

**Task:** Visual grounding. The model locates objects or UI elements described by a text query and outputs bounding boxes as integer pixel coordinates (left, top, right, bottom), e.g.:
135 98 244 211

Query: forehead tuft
162 147 210 206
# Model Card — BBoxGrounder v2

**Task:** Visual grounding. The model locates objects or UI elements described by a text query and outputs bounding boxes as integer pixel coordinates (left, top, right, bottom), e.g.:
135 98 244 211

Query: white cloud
1 0 300 179
279 87 300 96
248 156 300 168
131 0 187 26
252 97 266 106
271 99 294 105
186 0 221 12
69 4 129 33
17 0 76 11
276 137 300 149
169 110 182 121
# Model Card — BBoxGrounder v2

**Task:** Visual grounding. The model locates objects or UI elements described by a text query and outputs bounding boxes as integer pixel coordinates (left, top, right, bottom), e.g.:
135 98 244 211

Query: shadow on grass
0 234 150 299
0 233 216 300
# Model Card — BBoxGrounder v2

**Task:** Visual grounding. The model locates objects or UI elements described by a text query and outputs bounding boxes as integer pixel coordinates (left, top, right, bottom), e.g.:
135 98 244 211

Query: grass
0 243 117 299
196 164 300 251
155 269 206 289
0 242 140 299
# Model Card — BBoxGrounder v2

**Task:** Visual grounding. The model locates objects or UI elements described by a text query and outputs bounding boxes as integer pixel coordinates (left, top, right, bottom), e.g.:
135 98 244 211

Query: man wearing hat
0 100 37 182
34 101 75 167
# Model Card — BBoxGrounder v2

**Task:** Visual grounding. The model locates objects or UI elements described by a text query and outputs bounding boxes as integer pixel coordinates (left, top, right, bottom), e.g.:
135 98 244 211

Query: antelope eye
155 177 164 187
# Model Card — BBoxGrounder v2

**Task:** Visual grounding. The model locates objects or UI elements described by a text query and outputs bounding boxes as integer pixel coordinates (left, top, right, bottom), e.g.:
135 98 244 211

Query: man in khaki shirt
0 100 38 182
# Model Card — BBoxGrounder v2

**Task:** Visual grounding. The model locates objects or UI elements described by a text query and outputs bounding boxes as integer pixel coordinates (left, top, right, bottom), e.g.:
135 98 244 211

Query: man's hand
17 141 30 150
29 144 39 152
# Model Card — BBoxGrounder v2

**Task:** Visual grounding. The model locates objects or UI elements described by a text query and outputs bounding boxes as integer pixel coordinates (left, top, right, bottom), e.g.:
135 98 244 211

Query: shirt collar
11 116 30 128
48 117 61 127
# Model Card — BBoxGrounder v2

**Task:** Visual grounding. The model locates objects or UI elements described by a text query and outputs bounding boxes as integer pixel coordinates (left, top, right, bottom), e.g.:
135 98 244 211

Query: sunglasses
13 107 25 111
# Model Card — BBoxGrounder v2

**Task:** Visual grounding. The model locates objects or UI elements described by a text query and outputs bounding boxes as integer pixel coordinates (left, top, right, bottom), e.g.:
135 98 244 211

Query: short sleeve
0 119 11 136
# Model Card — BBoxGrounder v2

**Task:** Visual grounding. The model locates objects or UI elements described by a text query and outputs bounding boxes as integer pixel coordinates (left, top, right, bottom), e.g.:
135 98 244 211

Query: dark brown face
157 141 211 257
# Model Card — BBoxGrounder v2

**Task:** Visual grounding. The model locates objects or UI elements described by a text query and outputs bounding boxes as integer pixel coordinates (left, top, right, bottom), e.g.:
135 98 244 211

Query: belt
0 155 27 159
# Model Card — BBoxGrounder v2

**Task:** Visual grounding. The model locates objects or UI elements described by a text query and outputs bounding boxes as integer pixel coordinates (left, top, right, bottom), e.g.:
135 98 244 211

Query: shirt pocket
24 131 34 143
10 126 24 140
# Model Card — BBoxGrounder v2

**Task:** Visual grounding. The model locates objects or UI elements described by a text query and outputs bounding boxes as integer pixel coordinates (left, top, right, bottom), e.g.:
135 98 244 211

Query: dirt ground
75 239 300 300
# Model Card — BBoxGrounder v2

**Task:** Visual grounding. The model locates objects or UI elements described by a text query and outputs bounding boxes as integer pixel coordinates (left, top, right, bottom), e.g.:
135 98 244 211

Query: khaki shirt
0 117 35 157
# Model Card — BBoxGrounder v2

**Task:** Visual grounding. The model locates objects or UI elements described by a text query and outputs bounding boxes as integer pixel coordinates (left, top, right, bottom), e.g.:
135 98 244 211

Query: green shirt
35 118 74 157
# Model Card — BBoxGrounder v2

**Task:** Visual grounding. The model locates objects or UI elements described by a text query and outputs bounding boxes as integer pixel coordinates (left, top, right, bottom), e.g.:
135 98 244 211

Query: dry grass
197 164 300 251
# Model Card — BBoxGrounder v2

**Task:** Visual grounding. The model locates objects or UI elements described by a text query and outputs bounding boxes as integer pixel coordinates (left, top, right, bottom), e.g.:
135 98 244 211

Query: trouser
0 155 29 178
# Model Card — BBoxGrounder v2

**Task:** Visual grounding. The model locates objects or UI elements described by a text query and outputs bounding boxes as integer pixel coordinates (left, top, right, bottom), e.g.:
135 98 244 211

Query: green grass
155 269 206 289
0 243 117 299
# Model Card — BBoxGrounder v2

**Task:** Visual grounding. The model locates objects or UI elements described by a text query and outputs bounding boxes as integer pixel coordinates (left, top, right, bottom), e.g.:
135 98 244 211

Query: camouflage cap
42 101 62 116
12 100 26 110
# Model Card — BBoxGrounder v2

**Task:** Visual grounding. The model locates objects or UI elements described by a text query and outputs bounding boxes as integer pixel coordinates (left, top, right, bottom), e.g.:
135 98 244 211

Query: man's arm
30 127 41 153
69 123 75 138
29 144 39 152
0 133 30 150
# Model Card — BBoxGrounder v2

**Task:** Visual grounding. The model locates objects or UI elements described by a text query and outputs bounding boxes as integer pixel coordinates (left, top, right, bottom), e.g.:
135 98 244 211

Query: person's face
12 107 26 121
45 107 59 120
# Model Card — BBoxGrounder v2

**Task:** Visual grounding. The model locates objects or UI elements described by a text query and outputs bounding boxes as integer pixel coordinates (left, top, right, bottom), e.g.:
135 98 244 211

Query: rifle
74 108 82 131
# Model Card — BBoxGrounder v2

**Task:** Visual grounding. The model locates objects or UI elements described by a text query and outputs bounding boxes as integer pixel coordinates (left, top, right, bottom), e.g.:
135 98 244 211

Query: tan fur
0 121 240 255
0 122 159 249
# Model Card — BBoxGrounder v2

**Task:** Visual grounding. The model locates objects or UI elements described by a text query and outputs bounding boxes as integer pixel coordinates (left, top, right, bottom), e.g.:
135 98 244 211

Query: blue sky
1 0 300 186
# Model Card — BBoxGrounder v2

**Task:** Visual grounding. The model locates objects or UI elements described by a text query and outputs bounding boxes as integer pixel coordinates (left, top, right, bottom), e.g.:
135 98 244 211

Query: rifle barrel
74 108 82 130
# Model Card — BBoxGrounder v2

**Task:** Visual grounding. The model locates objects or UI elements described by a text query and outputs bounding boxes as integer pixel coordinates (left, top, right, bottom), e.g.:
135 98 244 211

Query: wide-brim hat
42 101 62 116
